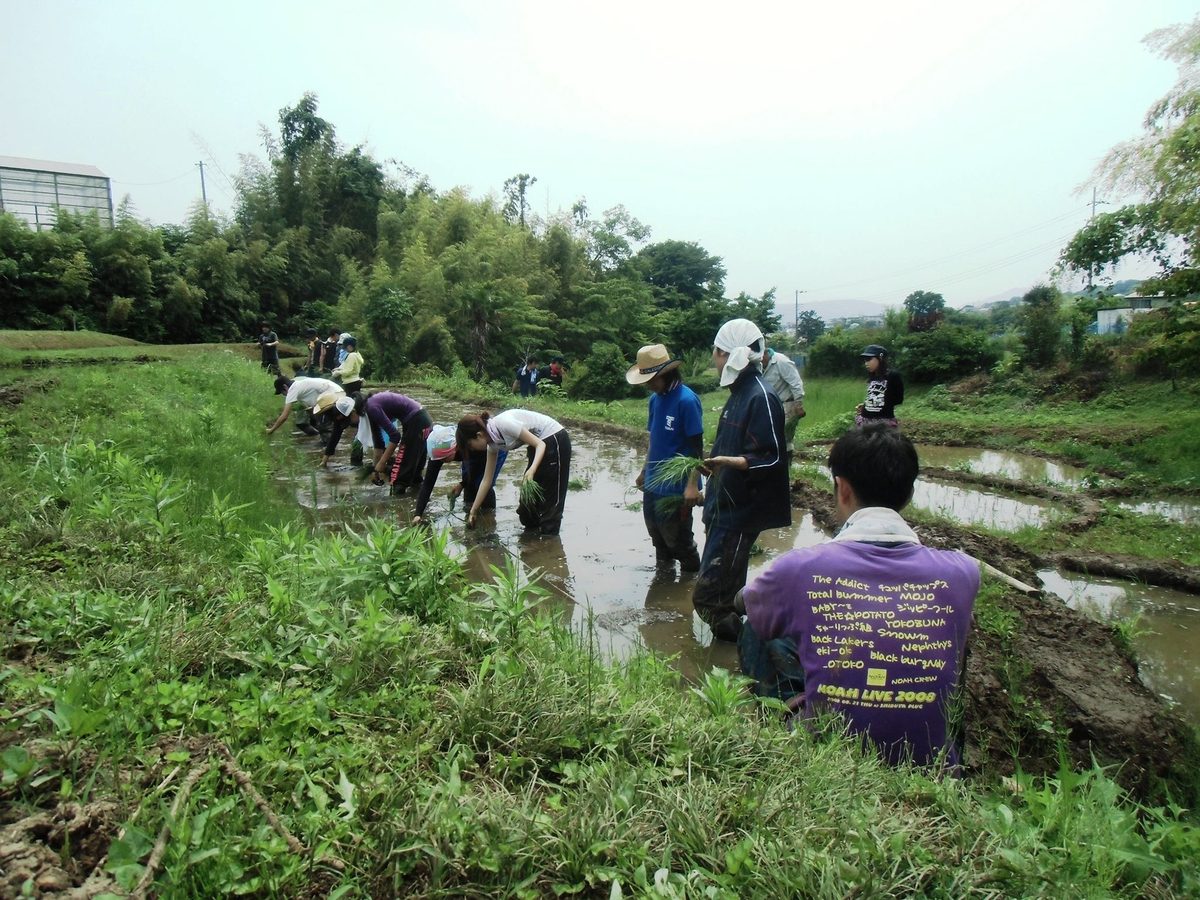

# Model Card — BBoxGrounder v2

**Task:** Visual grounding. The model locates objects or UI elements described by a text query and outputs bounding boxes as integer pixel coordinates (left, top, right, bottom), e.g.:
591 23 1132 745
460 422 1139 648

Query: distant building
0 155 114 230
1095 294 1174 335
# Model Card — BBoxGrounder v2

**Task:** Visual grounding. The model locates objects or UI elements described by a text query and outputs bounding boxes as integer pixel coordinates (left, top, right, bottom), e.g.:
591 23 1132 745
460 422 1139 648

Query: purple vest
744 541 978 766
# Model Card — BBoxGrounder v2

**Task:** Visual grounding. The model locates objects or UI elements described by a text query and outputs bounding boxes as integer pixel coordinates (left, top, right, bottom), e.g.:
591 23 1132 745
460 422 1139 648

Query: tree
1020 284 1063 369
631 240 726 309
502 173 537 229
1060 17 1200 293
903 290 946 332
796 309 826 344
571 200 651 272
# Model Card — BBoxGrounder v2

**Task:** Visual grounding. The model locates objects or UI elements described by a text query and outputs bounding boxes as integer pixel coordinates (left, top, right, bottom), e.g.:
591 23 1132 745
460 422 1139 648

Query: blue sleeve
681 390 704 438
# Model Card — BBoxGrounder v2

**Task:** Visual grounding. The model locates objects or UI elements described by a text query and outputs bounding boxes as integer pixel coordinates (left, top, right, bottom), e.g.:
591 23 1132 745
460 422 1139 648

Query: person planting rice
693 318 791 642
456 409 571 534
738 425 979 769
316 391 432 492
411 425 508 525
265 375 343 436
855 344 904 427
625 343 703 574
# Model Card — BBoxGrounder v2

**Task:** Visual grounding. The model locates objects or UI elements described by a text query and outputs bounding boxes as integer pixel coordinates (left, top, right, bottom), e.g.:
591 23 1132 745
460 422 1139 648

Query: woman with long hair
455 409 571 535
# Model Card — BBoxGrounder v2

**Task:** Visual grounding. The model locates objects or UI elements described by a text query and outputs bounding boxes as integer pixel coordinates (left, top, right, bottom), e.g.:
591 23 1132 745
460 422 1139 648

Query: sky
3 0 1196 319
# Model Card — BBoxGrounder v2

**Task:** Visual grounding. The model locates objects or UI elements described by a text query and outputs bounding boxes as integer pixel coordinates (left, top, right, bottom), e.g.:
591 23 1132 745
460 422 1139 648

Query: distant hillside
772 297 892 325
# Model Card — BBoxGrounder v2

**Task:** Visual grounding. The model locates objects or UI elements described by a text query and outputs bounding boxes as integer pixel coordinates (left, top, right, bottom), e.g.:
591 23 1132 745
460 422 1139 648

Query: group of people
264 317 971 771
512 356 566 397
626 323 963 772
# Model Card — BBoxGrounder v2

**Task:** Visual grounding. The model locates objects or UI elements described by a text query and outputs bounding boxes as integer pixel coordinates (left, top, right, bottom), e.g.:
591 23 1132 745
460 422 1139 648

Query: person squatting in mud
737 425 979 769
456 409 571 535
411 424 508 525
626 343 703 575
693 318 792 642
855 344 904 428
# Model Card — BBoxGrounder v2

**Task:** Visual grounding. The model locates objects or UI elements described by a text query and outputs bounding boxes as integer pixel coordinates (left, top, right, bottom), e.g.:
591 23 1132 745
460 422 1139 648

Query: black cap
860 344 888 358
304 327 318 337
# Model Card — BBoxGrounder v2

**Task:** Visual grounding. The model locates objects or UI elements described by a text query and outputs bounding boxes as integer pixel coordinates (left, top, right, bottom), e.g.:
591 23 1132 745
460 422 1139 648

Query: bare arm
518 428 546 480
266 402 294 434
467 448 500 527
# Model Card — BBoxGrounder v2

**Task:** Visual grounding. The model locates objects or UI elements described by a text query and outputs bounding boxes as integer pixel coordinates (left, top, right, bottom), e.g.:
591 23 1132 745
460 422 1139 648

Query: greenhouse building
0 155 114 230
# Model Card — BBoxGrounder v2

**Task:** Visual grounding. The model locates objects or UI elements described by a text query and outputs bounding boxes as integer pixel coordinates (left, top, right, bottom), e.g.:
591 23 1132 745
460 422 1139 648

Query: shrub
808 326 886 377
568 341 636 402
897 324 1000 383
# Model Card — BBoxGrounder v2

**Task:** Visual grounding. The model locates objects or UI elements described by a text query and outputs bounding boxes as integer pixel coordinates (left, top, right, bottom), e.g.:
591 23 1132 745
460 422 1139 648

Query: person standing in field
411 425 508 525
738 425 979 769
331 336 365 394
320 328 341 373
303 328 321 375
266 375 343 436
541 356 566 388
456 409 571 534
257 322 280 375
694 318 791 642
626 343 703 574
855 344 904 427
512 358 540 397
761 346 806 456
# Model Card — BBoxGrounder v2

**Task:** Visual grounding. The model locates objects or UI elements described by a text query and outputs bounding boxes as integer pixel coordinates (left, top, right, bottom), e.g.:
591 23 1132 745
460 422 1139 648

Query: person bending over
411 425 508 525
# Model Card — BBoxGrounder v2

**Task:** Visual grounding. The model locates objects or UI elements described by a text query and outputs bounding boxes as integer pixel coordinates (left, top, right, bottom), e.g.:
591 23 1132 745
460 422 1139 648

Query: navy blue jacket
703 368 792 533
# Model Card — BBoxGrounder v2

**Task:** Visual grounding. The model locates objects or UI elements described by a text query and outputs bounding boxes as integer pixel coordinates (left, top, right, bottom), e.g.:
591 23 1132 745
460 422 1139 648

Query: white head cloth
713 318 765 387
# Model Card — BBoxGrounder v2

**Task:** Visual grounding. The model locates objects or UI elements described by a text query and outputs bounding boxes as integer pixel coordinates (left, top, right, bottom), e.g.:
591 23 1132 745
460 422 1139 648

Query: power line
110 170 196 186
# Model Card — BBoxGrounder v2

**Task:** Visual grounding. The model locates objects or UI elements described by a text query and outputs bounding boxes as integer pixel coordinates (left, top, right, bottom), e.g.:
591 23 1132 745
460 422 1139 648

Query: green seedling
519 477 545 507
644 455 704 493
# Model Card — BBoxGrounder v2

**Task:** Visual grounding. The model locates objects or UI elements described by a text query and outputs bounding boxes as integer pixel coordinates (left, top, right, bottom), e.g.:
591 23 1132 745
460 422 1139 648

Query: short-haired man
761 347 805 455
738 425 979 768
513 358 540 397
258 322 280 375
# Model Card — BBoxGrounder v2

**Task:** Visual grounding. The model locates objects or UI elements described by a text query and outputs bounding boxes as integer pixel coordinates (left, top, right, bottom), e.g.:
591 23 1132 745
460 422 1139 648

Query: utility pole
794 289 807 339
197 161 209 217
1086 187 1109 291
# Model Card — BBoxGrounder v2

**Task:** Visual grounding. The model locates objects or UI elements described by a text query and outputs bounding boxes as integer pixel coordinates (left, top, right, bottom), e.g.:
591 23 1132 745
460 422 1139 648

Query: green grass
904 377 1200 488
0 350 1198 896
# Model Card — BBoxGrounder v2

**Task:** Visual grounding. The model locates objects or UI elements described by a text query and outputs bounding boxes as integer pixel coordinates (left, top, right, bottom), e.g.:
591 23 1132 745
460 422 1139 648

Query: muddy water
1039 570 1200 723
807 461 1053 532
915 445 1089 487
1116 500 1200 526
285 400 829 681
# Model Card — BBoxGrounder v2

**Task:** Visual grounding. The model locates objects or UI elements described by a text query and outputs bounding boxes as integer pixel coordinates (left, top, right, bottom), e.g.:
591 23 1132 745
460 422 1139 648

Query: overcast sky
3 1 1195 314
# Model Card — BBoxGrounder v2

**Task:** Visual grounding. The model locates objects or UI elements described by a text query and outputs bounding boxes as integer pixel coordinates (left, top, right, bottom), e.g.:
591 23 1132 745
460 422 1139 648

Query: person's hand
449 483 463 499
466 512 477 529
411 515 424 526
635 469 645 489
705 455 748 472
264 424 274 434
682 482 700 516
318 456 329 469
371 470 385 486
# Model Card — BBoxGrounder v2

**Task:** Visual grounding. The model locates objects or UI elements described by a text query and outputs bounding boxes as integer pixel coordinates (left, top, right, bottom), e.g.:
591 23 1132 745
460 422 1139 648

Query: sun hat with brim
313 392 354 417
625 344 682 385
860 344 888 358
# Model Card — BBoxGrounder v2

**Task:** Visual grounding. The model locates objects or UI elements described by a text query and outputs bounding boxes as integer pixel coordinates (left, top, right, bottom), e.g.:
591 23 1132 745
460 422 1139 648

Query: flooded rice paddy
915 445 1089 487
1039 570 1200 722
278 403 1199 718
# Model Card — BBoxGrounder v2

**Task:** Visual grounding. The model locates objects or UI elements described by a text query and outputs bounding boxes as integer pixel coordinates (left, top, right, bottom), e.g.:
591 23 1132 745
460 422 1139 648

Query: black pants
517 430 571 535
388 410 433 493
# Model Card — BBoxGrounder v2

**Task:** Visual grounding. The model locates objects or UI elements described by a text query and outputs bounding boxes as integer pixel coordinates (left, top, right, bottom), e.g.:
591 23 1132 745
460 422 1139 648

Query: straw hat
625 344 681 385
312 392 354 417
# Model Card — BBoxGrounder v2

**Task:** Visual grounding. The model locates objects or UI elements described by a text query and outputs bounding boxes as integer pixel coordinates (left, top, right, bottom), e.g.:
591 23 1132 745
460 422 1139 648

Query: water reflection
916 445 1088 486
1039 569 1200 724
283 395 832 681
809 461 1053 532
1117 500 1200 526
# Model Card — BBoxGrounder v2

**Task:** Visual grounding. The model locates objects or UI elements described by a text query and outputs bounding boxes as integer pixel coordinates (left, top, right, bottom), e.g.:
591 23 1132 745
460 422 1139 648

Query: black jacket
703 368 791 533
